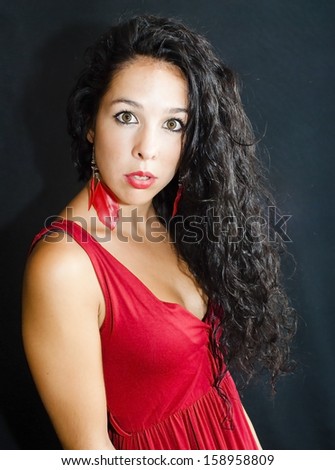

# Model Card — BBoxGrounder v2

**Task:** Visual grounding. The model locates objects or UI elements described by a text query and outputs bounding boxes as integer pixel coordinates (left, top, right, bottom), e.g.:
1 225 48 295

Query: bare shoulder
22 232 103 325
25 232 91 282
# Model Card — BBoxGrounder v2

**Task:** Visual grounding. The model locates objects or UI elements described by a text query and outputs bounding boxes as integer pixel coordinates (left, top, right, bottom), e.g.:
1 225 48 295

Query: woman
22 14 296 450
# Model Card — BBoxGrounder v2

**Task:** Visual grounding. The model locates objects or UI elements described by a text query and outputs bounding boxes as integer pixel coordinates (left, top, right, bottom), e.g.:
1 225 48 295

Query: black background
1 0 334 449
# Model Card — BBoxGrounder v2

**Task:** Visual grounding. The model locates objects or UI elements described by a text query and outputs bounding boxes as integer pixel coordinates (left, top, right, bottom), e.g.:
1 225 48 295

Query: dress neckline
54 219 210 326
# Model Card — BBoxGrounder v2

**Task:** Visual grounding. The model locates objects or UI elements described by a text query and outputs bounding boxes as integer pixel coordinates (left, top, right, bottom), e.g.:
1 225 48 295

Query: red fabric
31 219 259 450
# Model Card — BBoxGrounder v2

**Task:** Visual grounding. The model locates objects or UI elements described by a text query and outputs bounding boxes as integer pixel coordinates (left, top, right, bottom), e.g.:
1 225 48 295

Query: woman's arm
242 406 262 449
22 236 114 449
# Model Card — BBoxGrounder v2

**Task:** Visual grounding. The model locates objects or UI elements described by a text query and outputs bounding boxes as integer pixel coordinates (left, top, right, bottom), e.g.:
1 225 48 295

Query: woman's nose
132 126 157 160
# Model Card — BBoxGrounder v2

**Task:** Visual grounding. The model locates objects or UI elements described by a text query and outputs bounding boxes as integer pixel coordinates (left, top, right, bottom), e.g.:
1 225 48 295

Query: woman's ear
87 129 94 143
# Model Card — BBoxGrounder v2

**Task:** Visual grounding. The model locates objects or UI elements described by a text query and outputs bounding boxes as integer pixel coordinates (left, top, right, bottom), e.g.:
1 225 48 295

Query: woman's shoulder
24 227 95 297
23 228 104 327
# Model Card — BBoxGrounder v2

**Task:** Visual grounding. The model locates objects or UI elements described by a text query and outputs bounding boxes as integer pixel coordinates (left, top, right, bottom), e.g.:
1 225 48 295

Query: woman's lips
125 171 157 189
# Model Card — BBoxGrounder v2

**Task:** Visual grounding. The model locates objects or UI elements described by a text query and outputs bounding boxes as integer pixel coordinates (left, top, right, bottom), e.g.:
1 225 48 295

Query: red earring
88 148 120 230
172 179 182 217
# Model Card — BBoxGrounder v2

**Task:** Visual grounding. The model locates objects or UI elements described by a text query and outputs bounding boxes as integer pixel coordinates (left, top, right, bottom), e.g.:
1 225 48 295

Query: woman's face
88 56 188 208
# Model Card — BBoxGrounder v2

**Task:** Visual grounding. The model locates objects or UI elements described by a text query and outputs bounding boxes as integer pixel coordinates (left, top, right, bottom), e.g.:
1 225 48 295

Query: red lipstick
125 171 157 189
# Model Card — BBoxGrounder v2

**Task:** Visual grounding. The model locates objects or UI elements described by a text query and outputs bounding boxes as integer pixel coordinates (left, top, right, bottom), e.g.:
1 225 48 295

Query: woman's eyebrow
110 98 188 114
110 98 142 108
168 107 188 114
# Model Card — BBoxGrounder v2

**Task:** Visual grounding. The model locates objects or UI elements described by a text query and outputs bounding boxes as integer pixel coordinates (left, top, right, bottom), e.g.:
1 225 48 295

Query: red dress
31 219 259 450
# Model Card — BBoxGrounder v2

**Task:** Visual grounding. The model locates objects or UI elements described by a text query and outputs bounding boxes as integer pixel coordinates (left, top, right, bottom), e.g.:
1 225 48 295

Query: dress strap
29 218 95 253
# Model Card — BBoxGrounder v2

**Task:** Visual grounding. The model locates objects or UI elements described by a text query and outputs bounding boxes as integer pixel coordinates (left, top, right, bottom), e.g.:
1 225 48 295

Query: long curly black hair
67 14 297 391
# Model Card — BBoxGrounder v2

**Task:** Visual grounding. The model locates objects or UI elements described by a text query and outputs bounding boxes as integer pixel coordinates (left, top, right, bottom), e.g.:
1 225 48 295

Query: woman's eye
164 119 184 132
114 111 138 124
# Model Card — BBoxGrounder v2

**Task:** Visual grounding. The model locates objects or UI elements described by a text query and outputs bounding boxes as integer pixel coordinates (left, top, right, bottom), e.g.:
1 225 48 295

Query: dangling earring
88 146 99 208
172 177 183 217
88 147 120 230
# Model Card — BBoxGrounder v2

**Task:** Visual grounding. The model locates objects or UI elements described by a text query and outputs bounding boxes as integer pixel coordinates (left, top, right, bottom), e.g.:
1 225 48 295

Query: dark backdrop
1 0 334 450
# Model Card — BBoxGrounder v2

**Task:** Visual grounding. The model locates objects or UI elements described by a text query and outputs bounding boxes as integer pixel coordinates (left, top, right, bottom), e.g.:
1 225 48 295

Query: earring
88 147 120 230
172 178 183 217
